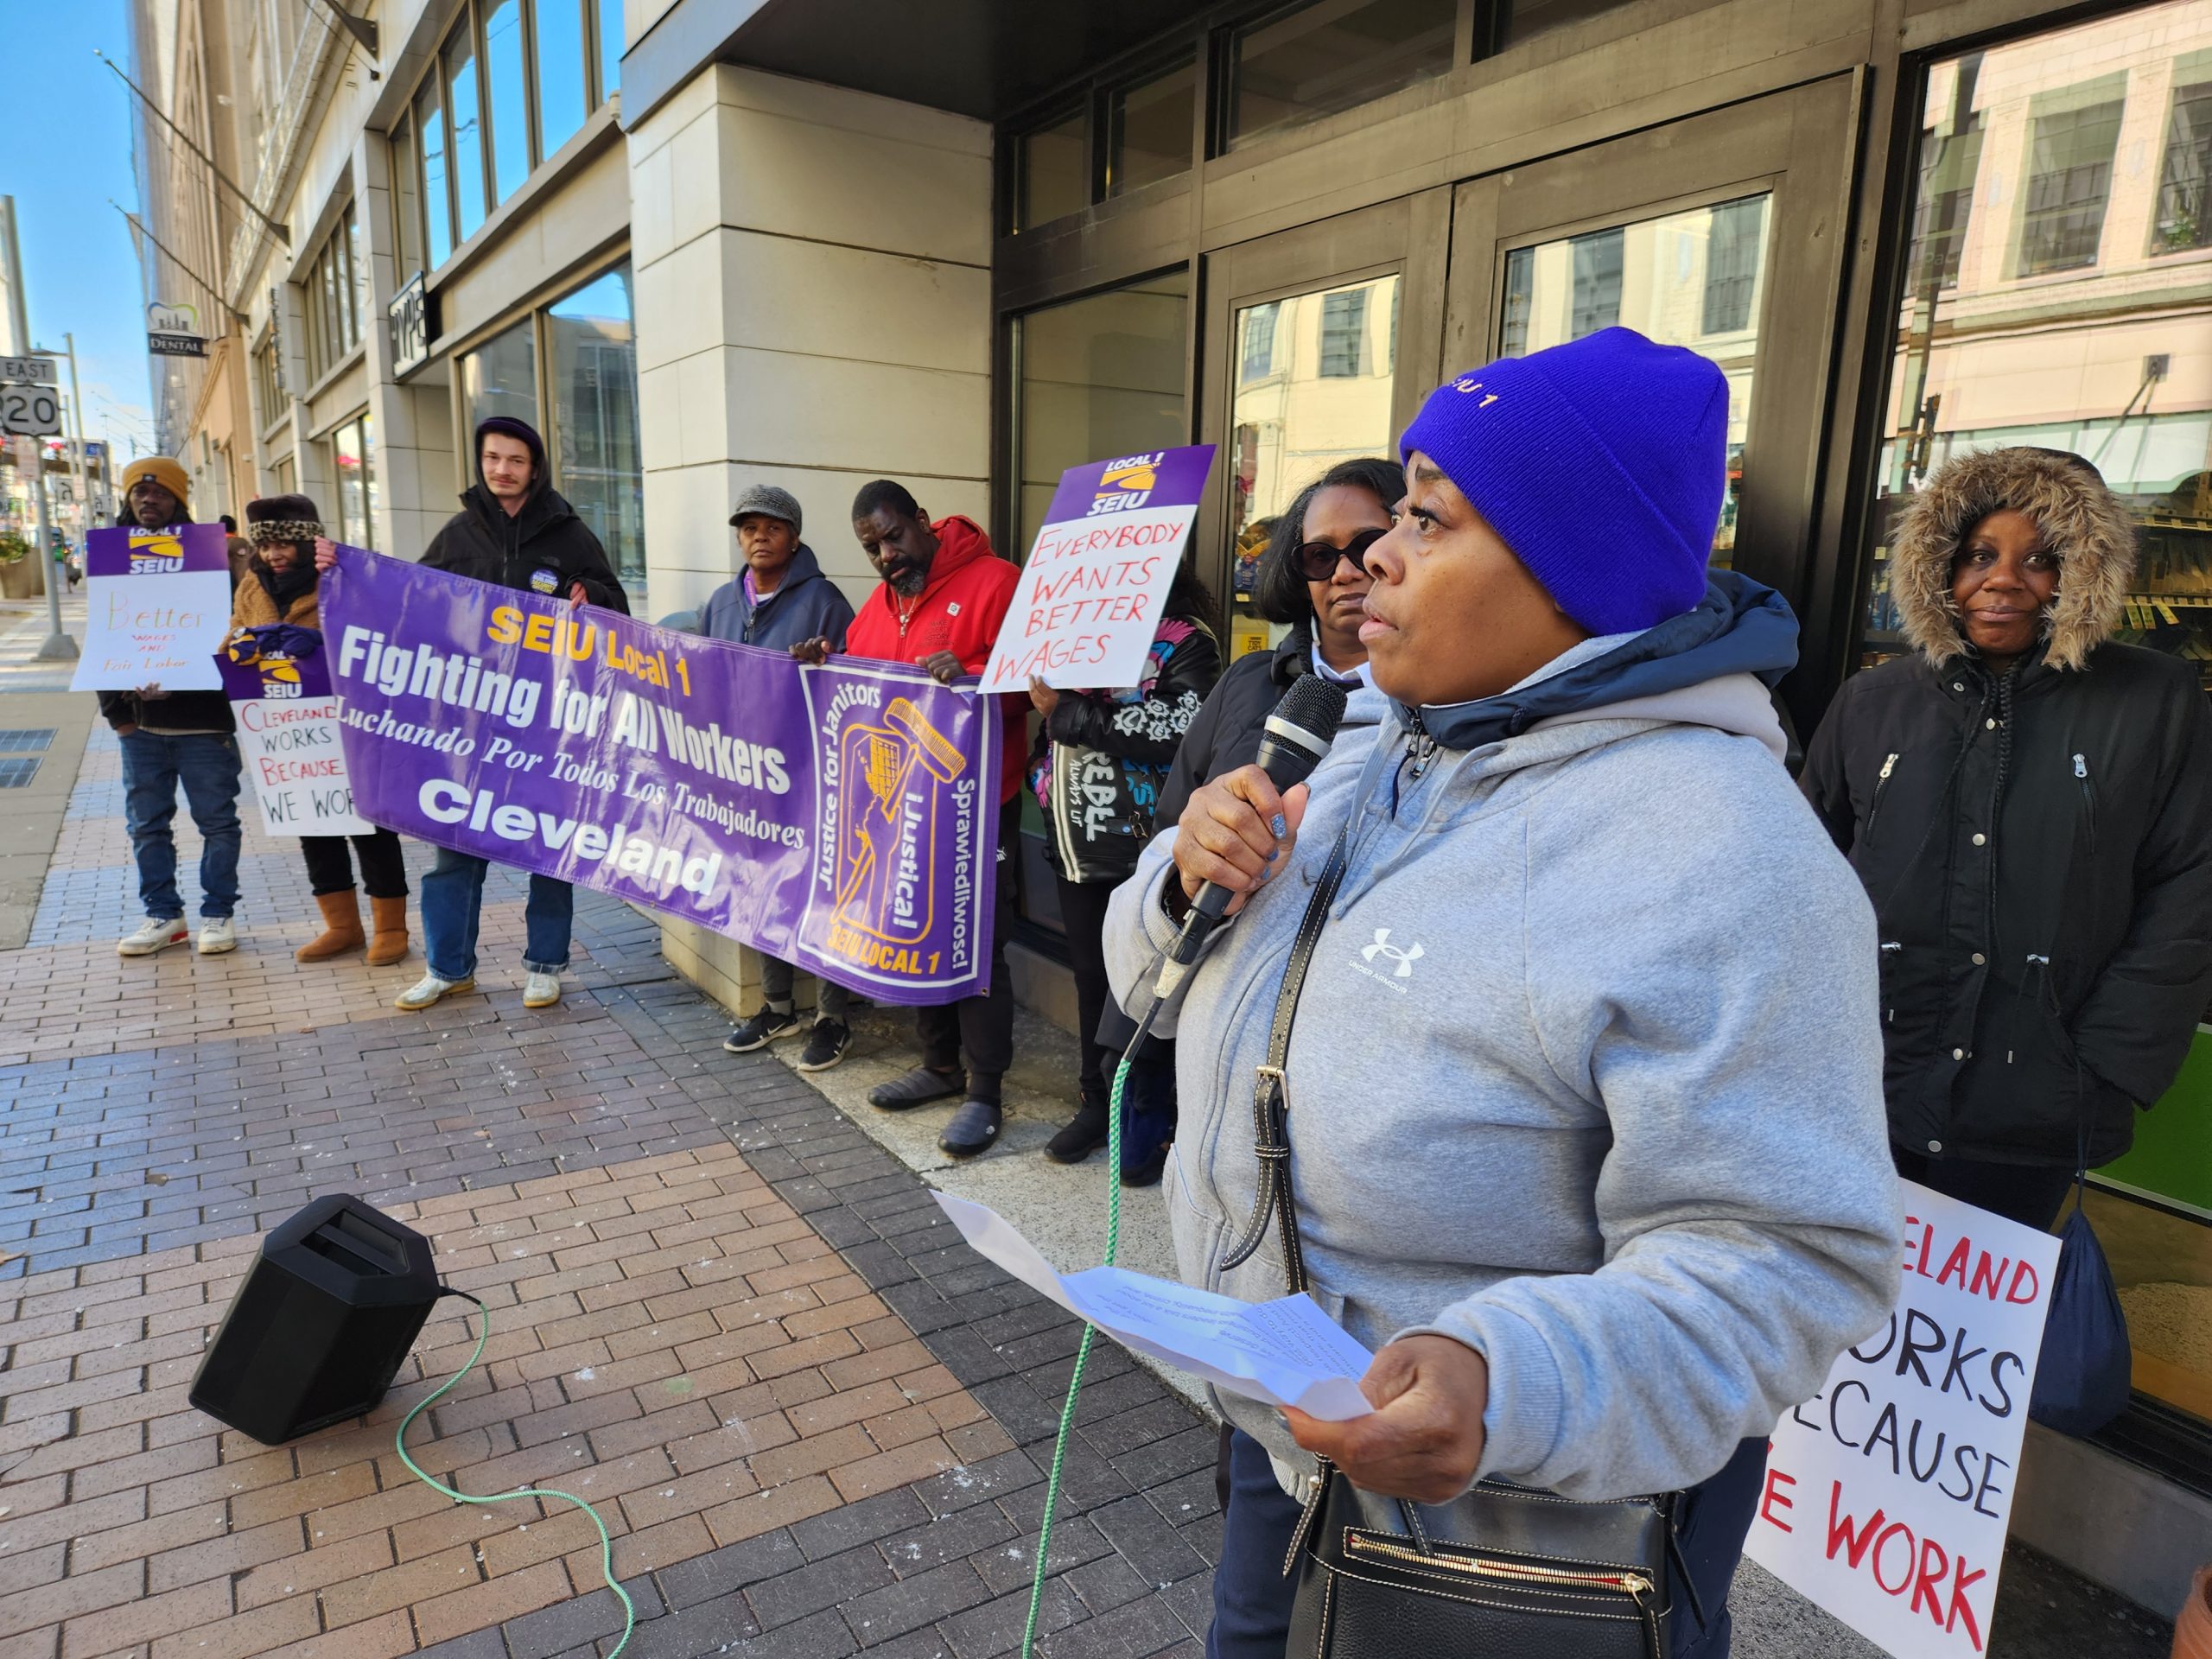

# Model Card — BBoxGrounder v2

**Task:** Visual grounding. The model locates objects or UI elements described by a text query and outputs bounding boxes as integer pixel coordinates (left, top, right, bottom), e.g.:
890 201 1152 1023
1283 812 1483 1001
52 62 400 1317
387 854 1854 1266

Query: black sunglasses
1293 526 1389 582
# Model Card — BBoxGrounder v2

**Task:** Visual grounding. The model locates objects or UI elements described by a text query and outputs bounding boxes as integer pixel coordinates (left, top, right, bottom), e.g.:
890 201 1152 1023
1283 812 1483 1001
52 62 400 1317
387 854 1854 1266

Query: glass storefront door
1862 0 2212 1436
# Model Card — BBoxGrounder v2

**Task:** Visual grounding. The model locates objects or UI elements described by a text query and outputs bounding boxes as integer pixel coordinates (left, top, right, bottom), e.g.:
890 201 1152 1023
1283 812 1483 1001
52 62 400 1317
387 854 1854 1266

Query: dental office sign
70 524 233 692
1744 1181 2062 1657
321 547 1001 1004
981 444 1214 694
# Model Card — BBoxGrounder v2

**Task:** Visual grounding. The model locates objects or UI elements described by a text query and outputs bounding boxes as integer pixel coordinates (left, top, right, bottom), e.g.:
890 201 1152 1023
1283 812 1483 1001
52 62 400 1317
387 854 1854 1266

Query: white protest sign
934 1192 1374 1419
980 446 1215 695
1744 1180 2063 1658
70 524 234 692
222 649 370 836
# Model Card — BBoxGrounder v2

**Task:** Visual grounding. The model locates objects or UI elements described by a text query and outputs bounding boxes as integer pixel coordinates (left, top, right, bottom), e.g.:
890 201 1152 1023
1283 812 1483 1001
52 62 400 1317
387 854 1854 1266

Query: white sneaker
522 971 562 1009
118 915 189 957
395 971 475 1011
196 917 238 955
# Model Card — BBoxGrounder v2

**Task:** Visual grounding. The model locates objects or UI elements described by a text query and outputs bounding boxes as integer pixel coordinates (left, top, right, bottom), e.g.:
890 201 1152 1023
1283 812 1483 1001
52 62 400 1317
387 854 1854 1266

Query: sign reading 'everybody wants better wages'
322 547 1000 1004
219 648 371 837
70 524 234 693
981 445 1214 695
1743 1181 2063 1659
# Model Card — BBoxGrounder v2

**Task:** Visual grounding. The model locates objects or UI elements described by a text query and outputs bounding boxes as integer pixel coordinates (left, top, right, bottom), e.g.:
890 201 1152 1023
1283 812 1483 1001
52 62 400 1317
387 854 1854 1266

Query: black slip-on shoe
938 1099 1003 1158
868 1064 967 1110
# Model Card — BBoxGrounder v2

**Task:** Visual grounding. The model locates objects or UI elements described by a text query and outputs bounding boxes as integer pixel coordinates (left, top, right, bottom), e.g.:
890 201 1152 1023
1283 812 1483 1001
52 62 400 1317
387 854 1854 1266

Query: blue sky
3 0 159 457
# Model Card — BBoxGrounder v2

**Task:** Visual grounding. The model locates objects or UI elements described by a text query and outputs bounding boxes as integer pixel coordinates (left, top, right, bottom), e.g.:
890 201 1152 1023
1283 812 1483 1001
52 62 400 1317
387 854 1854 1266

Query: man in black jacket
390 416 628 1014
104 457 245 959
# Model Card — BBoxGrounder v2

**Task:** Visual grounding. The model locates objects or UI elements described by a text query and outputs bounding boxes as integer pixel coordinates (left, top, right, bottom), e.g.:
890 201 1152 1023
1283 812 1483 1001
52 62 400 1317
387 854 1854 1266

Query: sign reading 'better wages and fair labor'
1743 1180 2063 1659
322 547 1001 1005
70 524 235 693
981 444 1214 695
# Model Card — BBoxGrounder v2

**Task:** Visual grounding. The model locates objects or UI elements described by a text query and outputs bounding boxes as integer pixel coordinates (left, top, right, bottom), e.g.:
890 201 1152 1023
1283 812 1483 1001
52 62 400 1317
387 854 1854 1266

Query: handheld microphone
1153 673 1348 998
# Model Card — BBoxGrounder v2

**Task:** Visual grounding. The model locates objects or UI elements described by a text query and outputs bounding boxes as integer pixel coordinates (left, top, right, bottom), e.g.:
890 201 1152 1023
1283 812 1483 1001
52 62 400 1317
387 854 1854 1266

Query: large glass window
416 79 453 270
547 264 643 586
1017 109 1088 232
1910 113 1984 291
1107 60 1195 197
536 0 589 159
1227 272 1401 658
446 20 487 243
327 412 375 549
461 317 538 444
1224 0 1456 151
1859 2 2212 1436
391 118 425 281
2017 81 2126 276
301 204 362 385
1500 194 1771 565
2153 72 2212 253
598 0 623 99
484 0 531 204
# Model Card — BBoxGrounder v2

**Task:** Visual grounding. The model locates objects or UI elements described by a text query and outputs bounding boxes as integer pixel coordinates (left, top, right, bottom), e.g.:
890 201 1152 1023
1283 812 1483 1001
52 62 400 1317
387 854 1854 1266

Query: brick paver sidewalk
0 725 1219 1659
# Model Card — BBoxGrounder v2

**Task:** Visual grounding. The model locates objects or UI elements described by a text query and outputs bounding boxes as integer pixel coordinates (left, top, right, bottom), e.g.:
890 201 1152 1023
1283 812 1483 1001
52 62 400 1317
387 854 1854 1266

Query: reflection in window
447 22 486 242
485 0 531 203
1014 270 1190 556
2153 78 2212 253
1018 109 1087 231
1862 5 2212 1440
1108 60 1195 197
1241 302 1280 381
1500 198 1770 562
1226 0 1455 150
461 317 538 447
548 264 644 586
536 0 588 158
1229 273 1401 658
1318 290 1368 378
416 79 453 269
2018 86 2125 276
329 413 375 549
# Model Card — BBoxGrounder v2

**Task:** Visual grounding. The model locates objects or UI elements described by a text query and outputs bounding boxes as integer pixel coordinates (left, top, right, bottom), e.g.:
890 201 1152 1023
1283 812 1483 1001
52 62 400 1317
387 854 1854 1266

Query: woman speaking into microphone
1103 329 1902 1659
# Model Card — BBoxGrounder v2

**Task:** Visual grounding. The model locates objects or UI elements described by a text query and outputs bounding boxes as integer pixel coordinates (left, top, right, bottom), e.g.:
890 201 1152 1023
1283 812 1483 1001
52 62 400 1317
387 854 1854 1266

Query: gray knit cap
728 484 803 536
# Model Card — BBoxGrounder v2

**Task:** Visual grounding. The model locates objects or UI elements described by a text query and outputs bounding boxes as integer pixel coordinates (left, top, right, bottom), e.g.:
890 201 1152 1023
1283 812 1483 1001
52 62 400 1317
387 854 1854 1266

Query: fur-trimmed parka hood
1891 447 2136 672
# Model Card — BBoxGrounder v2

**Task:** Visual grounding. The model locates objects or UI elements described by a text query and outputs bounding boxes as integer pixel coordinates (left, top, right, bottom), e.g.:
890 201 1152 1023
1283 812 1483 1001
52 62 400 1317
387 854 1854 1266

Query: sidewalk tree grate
0 727 55 751
0 755 38 786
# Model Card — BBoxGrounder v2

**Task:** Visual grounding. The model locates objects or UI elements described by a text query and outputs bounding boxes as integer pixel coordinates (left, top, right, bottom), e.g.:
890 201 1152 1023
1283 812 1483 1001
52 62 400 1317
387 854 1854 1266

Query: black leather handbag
1218 823 1681 1658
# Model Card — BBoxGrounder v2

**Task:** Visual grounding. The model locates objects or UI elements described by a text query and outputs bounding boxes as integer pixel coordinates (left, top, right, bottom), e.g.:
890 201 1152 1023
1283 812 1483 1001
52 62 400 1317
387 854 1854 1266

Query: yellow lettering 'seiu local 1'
486 607 693 696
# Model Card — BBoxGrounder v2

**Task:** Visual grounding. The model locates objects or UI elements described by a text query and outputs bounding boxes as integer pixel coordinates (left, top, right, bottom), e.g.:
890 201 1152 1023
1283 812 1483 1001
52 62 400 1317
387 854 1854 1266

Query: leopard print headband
247 518 322 546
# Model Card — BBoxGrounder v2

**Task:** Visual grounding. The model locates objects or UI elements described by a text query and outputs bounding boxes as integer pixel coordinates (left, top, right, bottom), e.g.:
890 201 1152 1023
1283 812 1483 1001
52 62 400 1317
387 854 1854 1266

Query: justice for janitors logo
826 696 967 974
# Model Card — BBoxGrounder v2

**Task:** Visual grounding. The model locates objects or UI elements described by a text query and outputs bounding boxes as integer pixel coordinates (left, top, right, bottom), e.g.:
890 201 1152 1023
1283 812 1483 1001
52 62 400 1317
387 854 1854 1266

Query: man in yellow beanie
103 457 246 959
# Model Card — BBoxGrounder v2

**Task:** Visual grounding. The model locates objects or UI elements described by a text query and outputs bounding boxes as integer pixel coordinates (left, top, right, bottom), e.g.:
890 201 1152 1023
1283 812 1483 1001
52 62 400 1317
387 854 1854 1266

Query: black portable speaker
189 1194 442 1445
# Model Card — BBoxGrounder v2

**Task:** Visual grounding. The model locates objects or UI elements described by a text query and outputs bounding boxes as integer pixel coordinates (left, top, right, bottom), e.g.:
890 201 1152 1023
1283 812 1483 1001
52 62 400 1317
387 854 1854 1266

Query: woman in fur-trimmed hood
1803 447 2212 1227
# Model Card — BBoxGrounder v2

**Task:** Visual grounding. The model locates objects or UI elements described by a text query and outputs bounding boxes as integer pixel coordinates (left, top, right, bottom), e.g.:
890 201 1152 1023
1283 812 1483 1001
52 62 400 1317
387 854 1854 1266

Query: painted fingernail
1270 814 1288 838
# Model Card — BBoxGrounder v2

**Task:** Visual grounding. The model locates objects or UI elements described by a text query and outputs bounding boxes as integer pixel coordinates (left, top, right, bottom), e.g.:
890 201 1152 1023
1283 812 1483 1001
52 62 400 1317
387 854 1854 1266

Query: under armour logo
1361 928 1424 978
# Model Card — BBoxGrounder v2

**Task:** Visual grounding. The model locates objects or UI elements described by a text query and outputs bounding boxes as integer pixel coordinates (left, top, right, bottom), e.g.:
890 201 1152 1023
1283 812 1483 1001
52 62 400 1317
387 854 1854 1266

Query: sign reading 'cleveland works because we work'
219 647 372 838
70 524 235 693
321 546 1001 1005
1744 1180 2063 1659
981 444 1214 695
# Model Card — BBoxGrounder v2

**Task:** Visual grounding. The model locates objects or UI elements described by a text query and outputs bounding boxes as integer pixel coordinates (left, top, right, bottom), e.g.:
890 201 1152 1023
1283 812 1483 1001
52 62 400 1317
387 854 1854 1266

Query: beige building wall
626 62 992 1009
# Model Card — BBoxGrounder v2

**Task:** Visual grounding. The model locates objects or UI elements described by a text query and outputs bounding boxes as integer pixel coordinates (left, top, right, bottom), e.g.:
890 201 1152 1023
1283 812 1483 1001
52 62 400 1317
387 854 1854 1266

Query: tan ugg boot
365 895 410 967
297 890 366 961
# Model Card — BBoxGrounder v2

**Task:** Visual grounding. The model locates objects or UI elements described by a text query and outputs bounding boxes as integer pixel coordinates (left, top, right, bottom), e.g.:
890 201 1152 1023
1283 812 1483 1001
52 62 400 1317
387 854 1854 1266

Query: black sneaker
1044 1103 1109 1165
723 1007 803 1052
796 1020 849 1073
1121 1146 1170 1188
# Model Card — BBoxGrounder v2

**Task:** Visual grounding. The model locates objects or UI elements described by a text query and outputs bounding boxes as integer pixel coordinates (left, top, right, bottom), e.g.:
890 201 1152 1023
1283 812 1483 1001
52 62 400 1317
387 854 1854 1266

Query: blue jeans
1208 1427 1766 1658
119 731 243 920
418 846 572 979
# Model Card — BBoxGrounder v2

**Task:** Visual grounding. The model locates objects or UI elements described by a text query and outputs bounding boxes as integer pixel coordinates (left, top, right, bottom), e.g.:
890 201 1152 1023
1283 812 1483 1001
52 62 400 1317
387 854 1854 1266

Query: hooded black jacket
422 423 630 613
1802 448 2212 1167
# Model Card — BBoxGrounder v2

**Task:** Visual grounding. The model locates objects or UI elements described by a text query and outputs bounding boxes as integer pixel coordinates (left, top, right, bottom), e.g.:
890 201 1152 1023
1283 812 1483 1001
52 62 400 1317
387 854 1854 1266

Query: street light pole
63 334 90 545
0 197 74 661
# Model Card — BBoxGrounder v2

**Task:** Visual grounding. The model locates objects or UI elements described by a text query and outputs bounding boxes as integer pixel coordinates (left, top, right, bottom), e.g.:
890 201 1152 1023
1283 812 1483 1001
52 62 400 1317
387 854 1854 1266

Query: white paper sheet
932 1192 1374 1419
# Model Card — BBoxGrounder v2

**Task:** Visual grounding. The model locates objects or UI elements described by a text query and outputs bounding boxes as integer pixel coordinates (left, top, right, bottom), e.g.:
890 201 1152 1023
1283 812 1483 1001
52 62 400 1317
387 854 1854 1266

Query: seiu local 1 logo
1085 454 1164 515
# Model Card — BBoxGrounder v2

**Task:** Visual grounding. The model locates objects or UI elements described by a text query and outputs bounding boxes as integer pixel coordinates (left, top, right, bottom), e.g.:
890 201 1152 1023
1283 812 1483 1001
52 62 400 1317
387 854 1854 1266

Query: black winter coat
422 483 630 614
1803 644 2212 1166
1154 625 1318 833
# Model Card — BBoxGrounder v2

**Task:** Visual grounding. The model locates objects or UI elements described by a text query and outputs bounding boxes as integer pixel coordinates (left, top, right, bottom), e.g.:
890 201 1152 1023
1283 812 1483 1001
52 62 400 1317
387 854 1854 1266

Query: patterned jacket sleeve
1045 626 1221 767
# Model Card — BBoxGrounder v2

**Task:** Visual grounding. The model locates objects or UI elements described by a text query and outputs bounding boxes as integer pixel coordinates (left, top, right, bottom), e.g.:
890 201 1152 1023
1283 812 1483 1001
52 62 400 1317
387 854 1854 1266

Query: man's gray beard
889 568 928 597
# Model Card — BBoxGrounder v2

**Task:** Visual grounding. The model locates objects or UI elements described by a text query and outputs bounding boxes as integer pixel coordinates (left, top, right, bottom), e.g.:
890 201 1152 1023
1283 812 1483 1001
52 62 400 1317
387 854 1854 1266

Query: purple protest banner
321 546 1000 1004
70 524 234 692
980 444 1215 695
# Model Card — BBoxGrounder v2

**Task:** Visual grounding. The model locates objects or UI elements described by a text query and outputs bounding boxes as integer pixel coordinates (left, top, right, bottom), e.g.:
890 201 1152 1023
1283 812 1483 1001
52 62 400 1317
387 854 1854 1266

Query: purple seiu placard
321 546 998 1004
219 642 337 702
1037 443 1216 527
83 523 229 578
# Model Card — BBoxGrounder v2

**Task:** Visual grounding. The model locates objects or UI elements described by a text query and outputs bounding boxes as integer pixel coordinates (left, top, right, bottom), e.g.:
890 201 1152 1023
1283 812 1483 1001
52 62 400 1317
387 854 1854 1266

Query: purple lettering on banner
83 522 230 578
322 546 999 1004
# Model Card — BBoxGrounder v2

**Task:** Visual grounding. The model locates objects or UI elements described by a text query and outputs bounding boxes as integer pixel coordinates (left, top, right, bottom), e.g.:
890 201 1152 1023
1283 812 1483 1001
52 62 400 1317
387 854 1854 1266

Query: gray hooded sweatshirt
1104 578 1901 1503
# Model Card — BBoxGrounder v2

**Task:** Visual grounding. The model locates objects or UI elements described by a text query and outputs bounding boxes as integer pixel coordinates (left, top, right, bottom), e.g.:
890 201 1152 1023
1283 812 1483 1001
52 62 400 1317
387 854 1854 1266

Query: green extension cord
1020 1027 1145 1656
397 1291 638 1658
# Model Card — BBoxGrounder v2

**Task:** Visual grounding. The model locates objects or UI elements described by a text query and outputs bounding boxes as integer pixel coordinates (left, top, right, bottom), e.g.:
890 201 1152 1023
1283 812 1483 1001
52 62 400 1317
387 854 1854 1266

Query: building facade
127 0 2212 1610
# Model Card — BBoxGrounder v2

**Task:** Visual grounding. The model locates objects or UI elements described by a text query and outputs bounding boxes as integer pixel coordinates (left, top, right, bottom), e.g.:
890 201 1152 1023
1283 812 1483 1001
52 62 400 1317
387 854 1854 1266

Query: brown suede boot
297 890 365 961
365 895 411 967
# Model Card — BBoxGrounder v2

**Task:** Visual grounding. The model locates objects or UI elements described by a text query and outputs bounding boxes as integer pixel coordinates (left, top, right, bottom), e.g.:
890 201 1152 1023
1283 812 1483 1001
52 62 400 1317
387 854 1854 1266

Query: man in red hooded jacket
792 480 1025 1158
